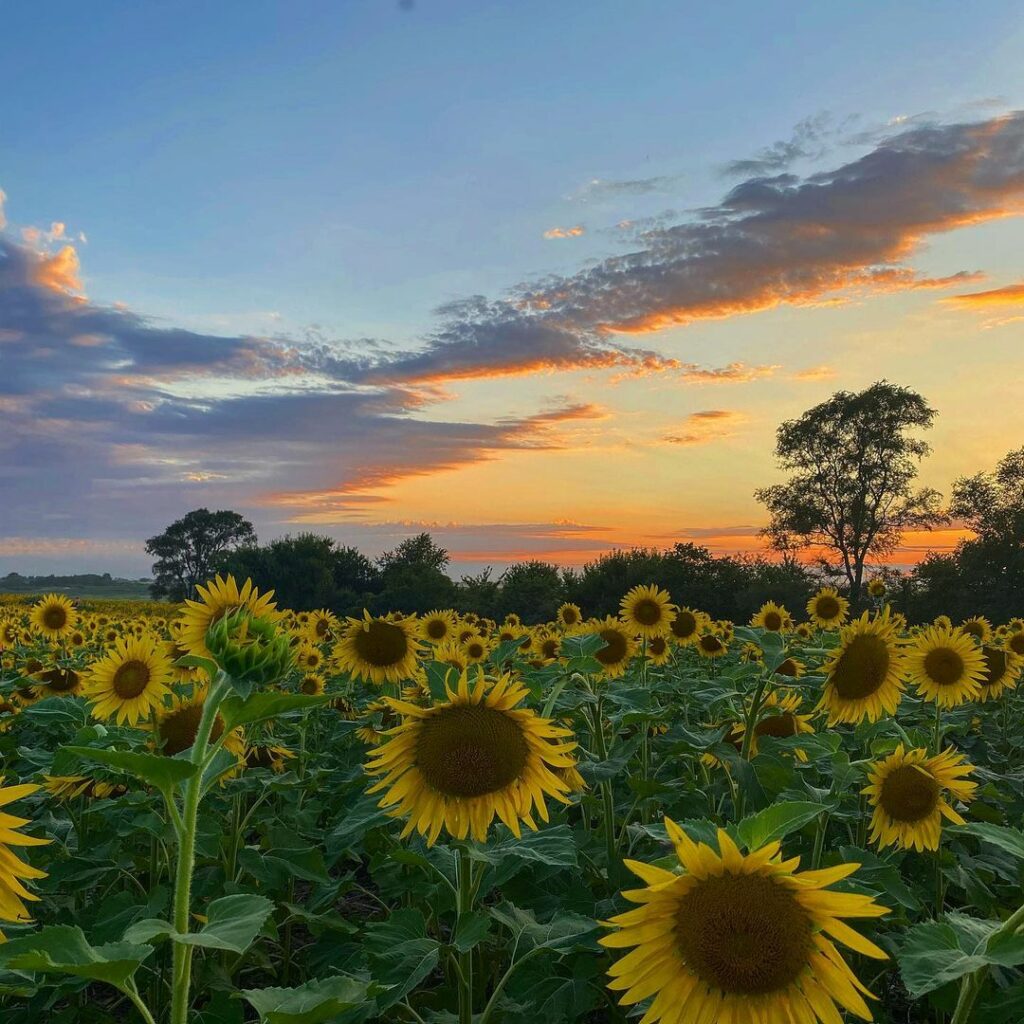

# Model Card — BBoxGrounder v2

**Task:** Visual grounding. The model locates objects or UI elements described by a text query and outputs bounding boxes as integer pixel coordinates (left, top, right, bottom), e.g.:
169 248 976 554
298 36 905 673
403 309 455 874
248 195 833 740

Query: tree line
144 382 1024 624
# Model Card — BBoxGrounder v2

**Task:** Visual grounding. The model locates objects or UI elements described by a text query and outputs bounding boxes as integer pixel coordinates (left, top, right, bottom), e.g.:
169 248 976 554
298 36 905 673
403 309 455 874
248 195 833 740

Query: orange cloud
543 225 585 239
945 280 1024 307
32 244 83 295
791 364 837 381
664 409 748 445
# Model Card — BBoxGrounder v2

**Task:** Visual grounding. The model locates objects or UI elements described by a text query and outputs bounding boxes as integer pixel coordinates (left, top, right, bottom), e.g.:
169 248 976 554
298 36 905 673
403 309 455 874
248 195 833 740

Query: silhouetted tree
754 382 944 604
496 561 565 624
146 509 255 601
374 532 457 614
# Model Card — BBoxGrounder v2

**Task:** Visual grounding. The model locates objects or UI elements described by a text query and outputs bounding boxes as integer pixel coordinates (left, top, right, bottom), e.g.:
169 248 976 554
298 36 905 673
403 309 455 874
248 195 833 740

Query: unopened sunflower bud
205 608 294 689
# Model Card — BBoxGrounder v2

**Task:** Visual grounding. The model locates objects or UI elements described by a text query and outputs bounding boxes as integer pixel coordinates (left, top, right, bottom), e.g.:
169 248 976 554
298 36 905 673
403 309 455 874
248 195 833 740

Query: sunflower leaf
125 894 274 954
240 975 387 1024
951 822 1024 861
735 800 825 849
0 925 152 992
64 745 198 793
218 691 331 731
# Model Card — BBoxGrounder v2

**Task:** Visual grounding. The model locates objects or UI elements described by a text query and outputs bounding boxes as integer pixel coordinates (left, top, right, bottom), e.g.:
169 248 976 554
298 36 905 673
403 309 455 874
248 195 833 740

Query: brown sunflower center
40 668 79 692
561 608 579 625
762 611 783 632
831 634 891 699
754 712 799 739
962 621 985 639
814 596 841 620
416 704 529 798
112 659 152 699
300 676 321 695
699 635 724 654
426 619 448 640
649 636 668 657
879 764 940 822
923 647 965 686
158 704 225 756
981 647 1008 687
1008 634 1024 657
540 638 559 659
467 641 486 659
353 621 409 667
315 619 330 638
671 611 698 639
41 605 68 631
597 628 629 665
776 658 799 677
631 598 664 626
675 872 813 995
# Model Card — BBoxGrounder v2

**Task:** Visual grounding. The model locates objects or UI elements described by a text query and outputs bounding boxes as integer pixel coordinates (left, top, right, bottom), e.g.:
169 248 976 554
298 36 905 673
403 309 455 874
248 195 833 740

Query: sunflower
334 612 422 685
867 578 887 598
818 610 904 725
244 743 295 772
976 647 1021 701
751 601 789 633
959 616 992 644
496 626 520 644
863 745 977 852
646 635 672 666
620 585 675 639
934 614 953 630
794 622 814 641
905 625 985 708
84 635 174 726
0 699 19 733
590 617 637 678
557 603 583 628
366 670 576 845
29 594 77 640
531 631 562 663
420 610 457 644
298 672 326 696
503 612 521 628
696 632 728 659
774 657 805 679
462 635 492 665
31 665 83 699
42 774 127 801
601 822 888 1024
154 695 244 758
668 607 706 647
0 780 49 939
431 640 469 673
295 643 325 671
306 609 339 642
1006 631 1024 659
178 575 280 659
806 588 848 629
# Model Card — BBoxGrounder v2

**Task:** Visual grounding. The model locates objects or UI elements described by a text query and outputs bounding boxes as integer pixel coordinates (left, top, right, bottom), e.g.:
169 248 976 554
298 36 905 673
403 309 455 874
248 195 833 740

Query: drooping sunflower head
420 610 456 644
84 635 174 726
806 587 848 629
177 575 280 659
751 601 789 634
863 744 977 851
619 585 675 638
774 656 805 679
960 616 992 644
154 695 244 758
818 609 905 725
557 603 582 628
933 614 953 630
668 607 706 646
29 594 77 640
334 612 422 685
366 670 577 845
906 625 985 708
975 646 1021 702
601 822 888 1024
590 617 637 678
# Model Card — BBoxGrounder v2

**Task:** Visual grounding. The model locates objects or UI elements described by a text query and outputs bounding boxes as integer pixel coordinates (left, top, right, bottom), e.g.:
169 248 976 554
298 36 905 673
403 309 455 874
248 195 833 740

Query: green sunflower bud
205 608 294 692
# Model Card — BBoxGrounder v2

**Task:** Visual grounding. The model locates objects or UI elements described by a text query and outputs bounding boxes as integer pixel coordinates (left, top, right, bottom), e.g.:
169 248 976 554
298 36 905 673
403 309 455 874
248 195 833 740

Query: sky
2 1 1024 578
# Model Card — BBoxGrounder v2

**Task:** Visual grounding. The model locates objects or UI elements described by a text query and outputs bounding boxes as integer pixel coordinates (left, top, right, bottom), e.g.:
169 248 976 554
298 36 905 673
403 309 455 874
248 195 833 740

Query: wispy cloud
663 409 748 445
570 175 683 202
945 280 1024 306
543 225 585 239
720 112 842 176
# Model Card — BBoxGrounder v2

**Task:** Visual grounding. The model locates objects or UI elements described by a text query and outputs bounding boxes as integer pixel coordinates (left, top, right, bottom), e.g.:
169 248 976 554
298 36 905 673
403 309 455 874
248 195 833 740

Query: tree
374 533 457 614
754 382 944 604
496 561 565 624
220 534 342 612
145 509 255 601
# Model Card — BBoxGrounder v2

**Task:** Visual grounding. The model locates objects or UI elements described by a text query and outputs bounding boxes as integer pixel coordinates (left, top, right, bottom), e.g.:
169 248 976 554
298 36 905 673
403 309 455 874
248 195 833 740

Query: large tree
145 508 255 601
754 382 944 604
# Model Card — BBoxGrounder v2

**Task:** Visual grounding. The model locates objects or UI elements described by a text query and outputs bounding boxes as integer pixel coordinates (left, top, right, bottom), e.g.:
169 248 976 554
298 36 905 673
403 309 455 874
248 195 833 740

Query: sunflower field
1 580 1024 1024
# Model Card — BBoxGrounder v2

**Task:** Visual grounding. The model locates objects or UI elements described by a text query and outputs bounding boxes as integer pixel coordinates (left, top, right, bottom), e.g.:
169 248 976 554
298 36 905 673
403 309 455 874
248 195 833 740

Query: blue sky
2 2 1023 575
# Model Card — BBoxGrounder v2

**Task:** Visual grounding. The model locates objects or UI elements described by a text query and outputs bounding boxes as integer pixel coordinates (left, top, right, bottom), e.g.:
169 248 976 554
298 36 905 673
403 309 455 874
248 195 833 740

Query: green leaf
218 691 330 731
175 654 219 677
125 894 274 954
735 801 825 849
241 976 385 1024
65 746 197 792
465 824 578 868
489 904 598 951
0 926 152 991
953 822 1024 861
898 912 1024 998
452 911 491 952
368 939 440 1009
559 633 606 659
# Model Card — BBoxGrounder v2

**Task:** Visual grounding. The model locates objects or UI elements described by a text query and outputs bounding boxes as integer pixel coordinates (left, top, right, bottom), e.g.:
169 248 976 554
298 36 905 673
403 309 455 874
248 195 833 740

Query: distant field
0 573 157 602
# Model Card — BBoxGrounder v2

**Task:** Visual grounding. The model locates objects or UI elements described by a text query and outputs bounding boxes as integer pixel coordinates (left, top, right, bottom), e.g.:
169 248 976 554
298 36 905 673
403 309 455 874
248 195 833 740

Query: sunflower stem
950 897 1024 1023
588 698 620 881
455 845 475 1024
169 670 231 1024
931 699 943 757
